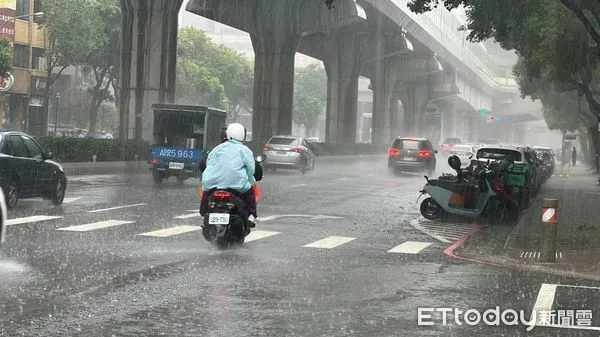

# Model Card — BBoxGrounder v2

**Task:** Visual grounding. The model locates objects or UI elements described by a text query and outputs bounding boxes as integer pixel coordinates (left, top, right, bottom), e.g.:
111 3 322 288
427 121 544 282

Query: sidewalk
458 162 600 281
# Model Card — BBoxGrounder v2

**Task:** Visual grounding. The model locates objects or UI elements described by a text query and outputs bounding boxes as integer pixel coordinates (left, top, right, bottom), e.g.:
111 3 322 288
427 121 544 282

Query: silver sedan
262 135 316 173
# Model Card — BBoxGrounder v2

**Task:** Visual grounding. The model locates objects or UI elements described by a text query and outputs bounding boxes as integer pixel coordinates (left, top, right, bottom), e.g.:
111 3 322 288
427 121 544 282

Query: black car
388 137 438 175
0 131 67 210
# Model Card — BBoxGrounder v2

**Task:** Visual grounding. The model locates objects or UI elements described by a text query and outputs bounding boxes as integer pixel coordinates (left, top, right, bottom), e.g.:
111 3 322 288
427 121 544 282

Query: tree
176 27 253 119
0 40 12 76
40 0 109 133
83 0 120 132
293 64 327 136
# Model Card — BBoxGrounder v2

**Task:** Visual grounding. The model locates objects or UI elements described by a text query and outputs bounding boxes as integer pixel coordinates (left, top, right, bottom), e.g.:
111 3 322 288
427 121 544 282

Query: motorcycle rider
200 123 258 226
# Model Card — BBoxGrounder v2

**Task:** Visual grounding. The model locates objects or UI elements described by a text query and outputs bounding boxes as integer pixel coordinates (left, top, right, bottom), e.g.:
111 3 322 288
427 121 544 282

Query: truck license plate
169 162 184 169
208 213 230 225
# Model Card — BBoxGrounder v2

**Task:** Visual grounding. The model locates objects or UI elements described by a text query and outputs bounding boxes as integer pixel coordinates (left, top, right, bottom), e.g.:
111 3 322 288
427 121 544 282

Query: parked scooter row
418 155 520 225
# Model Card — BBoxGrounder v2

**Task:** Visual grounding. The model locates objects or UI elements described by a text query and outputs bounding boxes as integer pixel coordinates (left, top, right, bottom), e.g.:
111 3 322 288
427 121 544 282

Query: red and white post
540 198 559 263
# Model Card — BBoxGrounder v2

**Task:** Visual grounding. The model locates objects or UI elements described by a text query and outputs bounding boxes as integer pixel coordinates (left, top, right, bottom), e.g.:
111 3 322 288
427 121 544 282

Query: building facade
0 0 47 135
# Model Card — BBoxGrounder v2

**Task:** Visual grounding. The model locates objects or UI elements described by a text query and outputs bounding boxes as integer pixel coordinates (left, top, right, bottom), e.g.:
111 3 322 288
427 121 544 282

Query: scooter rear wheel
420 197 442 220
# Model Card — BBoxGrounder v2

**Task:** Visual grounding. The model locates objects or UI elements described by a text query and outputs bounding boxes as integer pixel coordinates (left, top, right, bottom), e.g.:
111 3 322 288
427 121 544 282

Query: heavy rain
0 0 599 336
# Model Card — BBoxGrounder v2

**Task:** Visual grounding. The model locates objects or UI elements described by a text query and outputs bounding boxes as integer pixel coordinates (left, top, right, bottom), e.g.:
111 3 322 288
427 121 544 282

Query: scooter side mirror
256 155 266 163
448 155 462 171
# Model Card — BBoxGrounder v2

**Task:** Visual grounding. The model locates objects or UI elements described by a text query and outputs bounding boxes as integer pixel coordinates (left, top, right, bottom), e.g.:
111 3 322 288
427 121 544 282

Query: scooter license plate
209 213 230 225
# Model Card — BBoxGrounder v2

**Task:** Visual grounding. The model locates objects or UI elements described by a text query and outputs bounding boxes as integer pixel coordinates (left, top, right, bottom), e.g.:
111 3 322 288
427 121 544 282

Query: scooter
418 156 519 225
200 155 265 249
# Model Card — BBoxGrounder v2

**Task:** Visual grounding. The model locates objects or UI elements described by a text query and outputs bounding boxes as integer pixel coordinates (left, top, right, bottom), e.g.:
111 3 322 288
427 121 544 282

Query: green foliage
81 0 121 132
293 64 327 135
34 137 149 162
40 0 110 74
176 27 253 120
0 40 12 76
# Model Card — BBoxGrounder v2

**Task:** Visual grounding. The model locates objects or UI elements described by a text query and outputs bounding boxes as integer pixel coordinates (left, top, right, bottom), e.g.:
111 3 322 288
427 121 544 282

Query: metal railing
392 0 517 88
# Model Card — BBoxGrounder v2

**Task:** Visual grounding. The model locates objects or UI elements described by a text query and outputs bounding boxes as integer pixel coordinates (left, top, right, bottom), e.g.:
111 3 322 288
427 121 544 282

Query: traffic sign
0 72 14 92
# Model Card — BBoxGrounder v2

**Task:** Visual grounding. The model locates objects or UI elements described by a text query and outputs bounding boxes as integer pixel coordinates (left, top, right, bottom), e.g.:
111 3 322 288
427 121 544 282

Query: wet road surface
1 157 599 336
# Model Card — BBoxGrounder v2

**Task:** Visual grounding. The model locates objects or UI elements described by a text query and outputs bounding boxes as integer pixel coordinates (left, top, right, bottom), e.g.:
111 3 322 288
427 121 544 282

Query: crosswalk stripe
7 215 62 226
86 203 147 213
388 241 432 254
56 220 135 232
174 213 201 219
244 230 281 242
138 225 202 238
303 236 356 249
530 283 557 322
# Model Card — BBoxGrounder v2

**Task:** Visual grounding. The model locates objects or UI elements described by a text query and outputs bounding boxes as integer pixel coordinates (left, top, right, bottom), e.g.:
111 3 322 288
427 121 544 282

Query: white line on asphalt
419 227 471 237
56 220 135 232
531 283 557 322
6 215 62 226
86 203 147 213
138 225 202 238
388 241 433 254
63 197 82 204
174 213 201 219
332 178 352 182
409 218 451 243
187 209 198 212
557 284 600 290
303 236 356 249
244 230 281 243
287 184 307 188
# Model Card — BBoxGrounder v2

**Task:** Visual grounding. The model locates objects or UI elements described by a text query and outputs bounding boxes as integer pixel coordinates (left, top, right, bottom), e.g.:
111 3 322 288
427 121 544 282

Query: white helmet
225 123 246 142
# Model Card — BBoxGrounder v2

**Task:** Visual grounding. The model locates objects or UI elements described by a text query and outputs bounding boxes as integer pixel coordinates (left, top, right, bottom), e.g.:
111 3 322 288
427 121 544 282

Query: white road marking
7 215 62 226
287 184 307 188
86 203 147 213
303 236 356 249
62 197 81 204
333 178 352 182
56 220 135 232
531 283 557 321
388 241 433 254
174 213 201 219
558 284 600 290
409 218 451 243
244 230 281 242
258 214 344 222
138 225 201 237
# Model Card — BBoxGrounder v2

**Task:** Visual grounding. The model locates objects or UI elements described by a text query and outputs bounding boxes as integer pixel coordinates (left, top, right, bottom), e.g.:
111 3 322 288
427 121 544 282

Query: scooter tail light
212 191 231 199
150 158 157 164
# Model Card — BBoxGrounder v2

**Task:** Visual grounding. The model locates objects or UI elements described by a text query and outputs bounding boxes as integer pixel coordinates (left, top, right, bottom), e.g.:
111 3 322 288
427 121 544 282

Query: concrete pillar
413 87 430 136
250 0 301 143
119 0 182 141
324 29 360 144
371 58 398 145
389 93 401 138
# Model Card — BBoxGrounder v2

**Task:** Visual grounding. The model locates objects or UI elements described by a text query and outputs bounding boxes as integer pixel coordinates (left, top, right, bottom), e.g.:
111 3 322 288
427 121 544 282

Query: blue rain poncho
201 140 255 193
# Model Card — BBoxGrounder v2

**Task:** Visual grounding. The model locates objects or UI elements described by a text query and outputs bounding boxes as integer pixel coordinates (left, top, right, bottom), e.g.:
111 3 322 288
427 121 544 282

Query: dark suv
388 137 437 175
0 131 67 210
